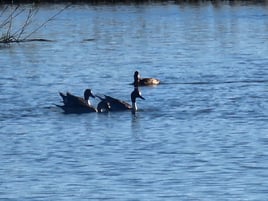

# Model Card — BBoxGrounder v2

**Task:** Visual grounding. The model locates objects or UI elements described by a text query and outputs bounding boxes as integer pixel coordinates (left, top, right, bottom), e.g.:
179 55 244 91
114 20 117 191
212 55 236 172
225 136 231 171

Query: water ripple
1 3 268 201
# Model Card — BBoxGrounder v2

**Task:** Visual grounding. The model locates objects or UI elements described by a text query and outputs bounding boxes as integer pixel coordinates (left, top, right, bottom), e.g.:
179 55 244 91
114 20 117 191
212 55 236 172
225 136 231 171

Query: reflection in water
131 112 140 139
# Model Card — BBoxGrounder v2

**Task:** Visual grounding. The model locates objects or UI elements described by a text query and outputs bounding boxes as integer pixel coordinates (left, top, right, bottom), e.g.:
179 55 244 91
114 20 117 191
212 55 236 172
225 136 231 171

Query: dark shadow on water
81 38 95 42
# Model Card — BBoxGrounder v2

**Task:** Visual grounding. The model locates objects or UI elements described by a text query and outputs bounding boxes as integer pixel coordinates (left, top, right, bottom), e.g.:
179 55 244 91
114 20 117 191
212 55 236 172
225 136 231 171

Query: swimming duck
56 89 109 114
59 89 95 106
133 71 160 87
97 95 131 111
96 87 145 113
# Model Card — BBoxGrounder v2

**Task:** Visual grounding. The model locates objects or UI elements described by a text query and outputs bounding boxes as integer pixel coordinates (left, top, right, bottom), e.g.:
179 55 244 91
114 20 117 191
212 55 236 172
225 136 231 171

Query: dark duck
96 87 145 114
133 71 160 87
57 89 109 114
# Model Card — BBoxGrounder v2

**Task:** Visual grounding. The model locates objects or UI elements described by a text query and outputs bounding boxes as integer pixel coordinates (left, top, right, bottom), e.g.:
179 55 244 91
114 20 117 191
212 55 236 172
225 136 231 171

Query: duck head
133 71 141 87
84 89 95 101
134 71 140 79
97 100 111 113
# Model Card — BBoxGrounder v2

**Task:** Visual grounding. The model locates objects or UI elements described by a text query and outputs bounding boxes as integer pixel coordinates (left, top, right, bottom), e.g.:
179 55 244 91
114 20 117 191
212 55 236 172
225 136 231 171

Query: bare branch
1 4 70 44
0 5 22 28
13 7 39 40
22 4 70 40
0 5 9 18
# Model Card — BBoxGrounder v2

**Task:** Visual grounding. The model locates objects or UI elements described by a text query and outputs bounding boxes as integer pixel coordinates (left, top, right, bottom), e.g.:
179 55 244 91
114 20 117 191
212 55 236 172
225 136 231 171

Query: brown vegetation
0 4 69 43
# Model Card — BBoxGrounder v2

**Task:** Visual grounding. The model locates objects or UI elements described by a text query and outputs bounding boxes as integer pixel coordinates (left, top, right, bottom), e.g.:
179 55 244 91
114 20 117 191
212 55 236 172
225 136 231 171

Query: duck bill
139 95 145 100
91 92 96 98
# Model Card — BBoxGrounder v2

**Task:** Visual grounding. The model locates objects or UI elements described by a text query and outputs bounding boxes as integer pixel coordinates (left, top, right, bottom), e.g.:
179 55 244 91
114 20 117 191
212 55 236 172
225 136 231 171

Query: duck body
56 104 97 114
137 78 160 86
96 88 145 113
59 92 88 107
133 71 160 87
97 95 131 111
57 89 98 114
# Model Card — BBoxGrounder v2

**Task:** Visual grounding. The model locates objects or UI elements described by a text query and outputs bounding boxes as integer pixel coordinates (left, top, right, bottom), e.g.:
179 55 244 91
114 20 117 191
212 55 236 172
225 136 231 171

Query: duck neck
86 99 91 106
132 101 137 114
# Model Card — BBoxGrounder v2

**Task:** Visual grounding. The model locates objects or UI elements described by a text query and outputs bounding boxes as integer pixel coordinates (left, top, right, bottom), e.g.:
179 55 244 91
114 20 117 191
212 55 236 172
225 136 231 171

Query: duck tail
54 104 64 109
59 92 66 99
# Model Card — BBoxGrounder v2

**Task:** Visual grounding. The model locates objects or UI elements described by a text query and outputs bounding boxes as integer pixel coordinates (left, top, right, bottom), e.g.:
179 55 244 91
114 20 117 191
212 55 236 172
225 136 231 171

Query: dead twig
22 4 70 41
0 4 70 44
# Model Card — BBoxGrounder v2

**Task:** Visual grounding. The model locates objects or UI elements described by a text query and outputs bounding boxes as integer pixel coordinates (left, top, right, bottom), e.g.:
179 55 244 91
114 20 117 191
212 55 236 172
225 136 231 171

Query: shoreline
1 0 268 5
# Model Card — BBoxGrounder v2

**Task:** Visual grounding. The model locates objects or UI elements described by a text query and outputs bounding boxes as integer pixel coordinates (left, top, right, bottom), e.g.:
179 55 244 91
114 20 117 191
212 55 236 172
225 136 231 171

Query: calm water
1 2 268 200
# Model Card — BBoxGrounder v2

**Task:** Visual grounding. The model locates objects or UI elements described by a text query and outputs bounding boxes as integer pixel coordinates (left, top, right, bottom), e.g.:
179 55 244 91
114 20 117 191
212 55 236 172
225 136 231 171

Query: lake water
1 2 268 200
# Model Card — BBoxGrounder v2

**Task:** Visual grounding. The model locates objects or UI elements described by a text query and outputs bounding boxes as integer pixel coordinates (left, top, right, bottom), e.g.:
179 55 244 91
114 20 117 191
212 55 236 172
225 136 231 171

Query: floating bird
56 89 109 114
133 71 160 87
59 89 95 106
96 87 145 113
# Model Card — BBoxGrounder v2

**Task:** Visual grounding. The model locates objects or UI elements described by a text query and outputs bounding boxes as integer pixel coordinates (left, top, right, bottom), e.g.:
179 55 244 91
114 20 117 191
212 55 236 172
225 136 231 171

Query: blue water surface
1 2 268 200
